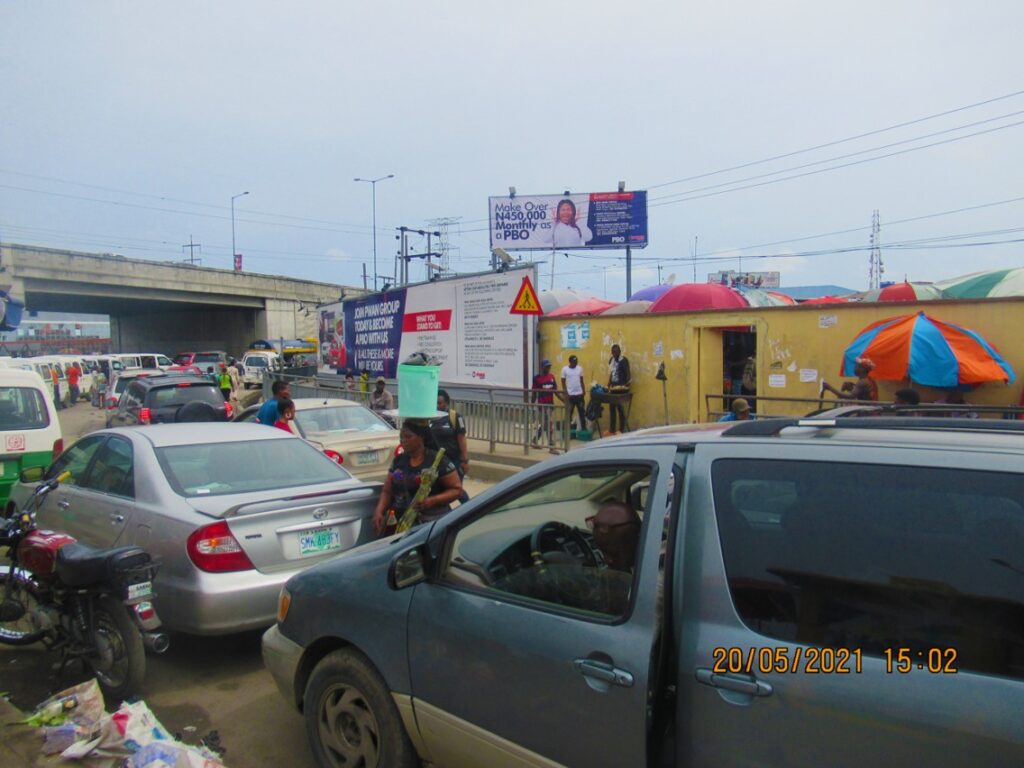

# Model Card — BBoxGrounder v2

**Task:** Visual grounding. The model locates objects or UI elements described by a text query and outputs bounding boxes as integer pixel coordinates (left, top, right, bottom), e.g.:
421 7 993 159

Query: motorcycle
0 470 168 701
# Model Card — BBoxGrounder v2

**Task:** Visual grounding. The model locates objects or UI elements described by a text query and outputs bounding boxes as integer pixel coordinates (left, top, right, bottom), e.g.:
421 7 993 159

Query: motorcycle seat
55 542 151 588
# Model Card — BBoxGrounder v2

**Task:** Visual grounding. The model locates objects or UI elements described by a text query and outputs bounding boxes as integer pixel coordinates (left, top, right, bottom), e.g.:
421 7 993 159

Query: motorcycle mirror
20 466 44 484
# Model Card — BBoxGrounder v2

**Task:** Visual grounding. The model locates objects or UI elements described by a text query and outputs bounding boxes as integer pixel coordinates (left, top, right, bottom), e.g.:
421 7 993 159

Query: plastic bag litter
22 683 226 767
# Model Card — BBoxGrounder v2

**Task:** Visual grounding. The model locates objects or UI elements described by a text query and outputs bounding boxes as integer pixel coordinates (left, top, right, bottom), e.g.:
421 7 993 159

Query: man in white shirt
561 355 586 431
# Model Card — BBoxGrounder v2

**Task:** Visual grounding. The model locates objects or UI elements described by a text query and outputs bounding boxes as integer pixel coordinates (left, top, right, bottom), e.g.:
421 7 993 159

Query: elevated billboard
489 191 648 251
318 266 538 387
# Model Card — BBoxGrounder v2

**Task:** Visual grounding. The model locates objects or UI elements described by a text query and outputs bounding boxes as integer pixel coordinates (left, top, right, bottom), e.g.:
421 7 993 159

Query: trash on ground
17 678 228 766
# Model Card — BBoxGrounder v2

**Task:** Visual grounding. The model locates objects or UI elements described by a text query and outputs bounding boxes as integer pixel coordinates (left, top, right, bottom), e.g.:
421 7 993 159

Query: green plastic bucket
398 364 440 418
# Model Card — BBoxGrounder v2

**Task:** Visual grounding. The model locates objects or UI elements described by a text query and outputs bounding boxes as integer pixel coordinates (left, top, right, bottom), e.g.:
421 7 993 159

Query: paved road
0 401 496 766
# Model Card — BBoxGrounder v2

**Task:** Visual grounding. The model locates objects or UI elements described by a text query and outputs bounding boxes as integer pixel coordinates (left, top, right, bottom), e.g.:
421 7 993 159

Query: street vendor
821 357 878 402
606 344 632 433
372 421 461 537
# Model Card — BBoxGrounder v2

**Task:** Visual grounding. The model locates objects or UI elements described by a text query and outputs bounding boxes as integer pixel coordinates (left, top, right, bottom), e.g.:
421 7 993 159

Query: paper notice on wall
799 368 818 383
653 341 664 357
768 374 786 388
670 349 684 360
819 314 838 329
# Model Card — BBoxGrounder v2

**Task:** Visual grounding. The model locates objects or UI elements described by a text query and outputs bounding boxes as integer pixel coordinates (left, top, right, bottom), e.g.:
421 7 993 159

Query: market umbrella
856 281 944 302
545 298 619 317
802 295 851 304
934 268 1024 299
766 291 798 306
601 299 653 315
738 288 793 308
629 283 674 302
841 311 1015 388
538 289 597 314
648 283 747 312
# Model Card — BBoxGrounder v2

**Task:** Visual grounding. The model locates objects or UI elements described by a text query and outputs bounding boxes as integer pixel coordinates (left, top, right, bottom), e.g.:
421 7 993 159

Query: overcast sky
2 1 1022 299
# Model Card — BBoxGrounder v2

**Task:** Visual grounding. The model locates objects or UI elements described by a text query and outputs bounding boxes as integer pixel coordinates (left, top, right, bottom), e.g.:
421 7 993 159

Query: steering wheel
529 521 598 568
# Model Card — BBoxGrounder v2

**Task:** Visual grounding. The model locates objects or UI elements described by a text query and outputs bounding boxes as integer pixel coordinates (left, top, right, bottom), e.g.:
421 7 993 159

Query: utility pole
868 209 883 290
182 236 201 265
692 236 698 282
427 216 461 274
362 263 368 290
355 175 395 290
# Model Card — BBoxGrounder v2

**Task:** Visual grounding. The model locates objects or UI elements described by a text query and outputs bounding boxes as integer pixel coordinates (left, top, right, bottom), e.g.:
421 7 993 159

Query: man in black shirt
431 389 470 502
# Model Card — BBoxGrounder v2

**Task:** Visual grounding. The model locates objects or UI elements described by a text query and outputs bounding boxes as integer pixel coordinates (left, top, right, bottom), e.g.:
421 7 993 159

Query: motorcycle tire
87 595 145 703
0 567 46 645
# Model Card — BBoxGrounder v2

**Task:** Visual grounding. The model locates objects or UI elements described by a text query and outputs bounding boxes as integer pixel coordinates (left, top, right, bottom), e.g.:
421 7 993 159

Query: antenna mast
868 209 883 290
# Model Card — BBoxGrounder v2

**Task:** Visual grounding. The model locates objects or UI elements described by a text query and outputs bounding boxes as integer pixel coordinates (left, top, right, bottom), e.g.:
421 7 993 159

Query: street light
231 191 249 267
354 174 394 290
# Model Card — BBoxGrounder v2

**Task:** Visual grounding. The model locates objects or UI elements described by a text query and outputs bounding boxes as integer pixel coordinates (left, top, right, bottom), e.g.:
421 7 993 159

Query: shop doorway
723 329 758 414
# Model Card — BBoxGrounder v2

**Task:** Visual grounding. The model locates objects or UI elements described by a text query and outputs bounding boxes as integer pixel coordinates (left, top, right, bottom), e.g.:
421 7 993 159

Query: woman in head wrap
372 419 462 537
821 357 878 402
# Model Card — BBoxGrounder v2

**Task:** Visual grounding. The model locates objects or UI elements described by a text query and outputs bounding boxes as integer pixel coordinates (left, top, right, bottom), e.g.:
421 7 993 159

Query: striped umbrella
934 268 1024 299
855 282 944 302
841 311 1015 387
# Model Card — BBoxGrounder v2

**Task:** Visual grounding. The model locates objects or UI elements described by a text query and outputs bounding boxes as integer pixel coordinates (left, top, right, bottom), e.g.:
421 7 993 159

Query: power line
647 87 1024 190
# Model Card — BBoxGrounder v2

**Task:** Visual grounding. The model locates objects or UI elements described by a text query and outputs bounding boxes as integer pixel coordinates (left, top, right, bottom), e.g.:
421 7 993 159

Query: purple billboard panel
342 289 407 378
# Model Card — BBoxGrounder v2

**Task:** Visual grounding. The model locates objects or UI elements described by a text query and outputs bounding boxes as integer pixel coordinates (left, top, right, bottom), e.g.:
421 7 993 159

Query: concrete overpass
0 244 364 355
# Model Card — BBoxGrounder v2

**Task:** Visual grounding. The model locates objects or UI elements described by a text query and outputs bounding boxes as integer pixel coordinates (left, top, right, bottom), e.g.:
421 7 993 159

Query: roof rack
723 415 1024 438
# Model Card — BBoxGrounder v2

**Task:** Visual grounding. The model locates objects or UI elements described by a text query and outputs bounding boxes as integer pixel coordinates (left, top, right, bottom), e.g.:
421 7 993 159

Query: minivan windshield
156 438 352 497
0 387 50 430
245 356 268 368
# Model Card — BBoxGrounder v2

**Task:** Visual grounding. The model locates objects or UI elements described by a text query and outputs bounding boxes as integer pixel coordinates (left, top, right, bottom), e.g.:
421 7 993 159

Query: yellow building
539 298 1024 427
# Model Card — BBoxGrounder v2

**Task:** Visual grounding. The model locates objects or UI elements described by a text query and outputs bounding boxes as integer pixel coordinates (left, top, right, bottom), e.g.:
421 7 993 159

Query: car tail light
186 521 255 573
52 439 63 461
139 407 152 425
224 402 234 419
323 449 343 464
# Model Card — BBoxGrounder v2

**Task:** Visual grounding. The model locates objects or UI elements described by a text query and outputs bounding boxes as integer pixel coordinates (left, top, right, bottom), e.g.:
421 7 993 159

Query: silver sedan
9 423 380 635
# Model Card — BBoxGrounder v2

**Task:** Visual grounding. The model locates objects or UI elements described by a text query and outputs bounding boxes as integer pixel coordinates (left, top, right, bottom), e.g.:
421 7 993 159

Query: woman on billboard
551 198 593 248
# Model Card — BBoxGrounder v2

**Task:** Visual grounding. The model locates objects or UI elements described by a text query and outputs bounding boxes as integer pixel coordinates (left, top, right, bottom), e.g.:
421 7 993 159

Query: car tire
175 401 222 423
303 649 418 768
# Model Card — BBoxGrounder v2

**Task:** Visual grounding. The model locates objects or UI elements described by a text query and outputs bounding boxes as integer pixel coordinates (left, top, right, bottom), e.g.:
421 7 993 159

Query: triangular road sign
510 275 542 315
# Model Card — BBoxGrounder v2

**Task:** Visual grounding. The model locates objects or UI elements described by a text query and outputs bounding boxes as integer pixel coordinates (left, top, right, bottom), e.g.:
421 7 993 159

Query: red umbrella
545 298 620 317
648 283 747 312
803 295 850 304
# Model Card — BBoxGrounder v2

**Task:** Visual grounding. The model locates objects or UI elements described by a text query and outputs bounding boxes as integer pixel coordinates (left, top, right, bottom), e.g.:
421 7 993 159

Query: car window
245 357 268 368
121 382 145 410
155 438 352 497
293 406 392 435
140 355 158 369
83 437 134 498
157 355 172 367
442 465 653 620
45 435 105 487
0 387 50 429
711 459 1024 681
148 383 224 409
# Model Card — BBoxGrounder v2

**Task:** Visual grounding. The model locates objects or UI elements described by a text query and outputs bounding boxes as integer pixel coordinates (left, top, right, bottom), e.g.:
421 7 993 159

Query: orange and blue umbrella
841 311 1015 388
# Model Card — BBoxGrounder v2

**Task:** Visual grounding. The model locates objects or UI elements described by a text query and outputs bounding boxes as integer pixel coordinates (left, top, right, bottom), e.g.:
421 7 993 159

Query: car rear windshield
173 354 192 365
148 383 224 409
0 387 50 430
156 438 352 497
245 357 268 368
193 353 223 364
294 406 393 434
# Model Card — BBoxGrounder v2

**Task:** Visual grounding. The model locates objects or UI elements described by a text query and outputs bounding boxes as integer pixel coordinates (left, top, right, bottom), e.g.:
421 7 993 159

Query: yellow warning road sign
510 276 542 315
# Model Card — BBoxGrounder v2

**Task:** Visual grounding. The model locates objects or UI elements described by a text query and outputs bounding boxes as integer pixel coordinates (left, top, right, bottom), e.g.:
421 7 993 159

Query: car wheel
303 649 418 768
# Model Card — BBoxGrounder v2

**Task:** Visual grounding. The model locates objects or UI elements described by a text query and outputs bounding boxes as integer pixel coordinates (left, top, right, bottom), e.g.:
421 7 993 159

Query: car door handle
109 513 125 524
57 500 70 509
574 659 634 688
696 668 774 697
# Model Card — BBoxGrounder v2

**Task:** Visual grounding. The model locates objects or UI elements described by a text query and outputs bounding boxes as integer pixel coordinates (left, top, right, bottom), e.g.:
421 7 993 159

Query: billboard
708 270 781 289
318 266 538 387
489 191 648 251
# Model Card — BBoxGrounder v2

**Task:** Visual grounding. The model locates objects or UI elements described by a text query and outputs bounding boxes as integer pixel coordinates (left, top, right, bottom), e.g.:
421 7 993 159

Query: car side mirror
20 466 45 484
389 546 427 590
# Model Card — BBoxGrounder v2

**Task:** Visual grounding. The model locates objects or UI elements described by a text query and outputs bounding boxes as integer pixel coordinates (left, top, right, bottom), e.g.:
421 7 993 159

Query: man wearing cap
531 359 562 451
370 376 394 412
561 355 586 432
718 397 754 422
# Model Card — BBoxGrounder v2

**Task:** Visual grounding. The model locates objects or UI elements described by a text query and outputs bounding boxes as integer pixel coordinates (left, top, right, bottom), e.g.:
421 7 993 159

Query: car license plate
298 526 342 556
354 450 380 466
127 581 152 600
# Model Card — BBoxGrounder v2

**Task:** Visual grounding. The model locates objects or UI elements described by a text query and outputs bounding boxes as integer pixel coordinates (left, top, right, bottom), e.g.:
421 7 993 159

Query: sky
1 1 1022 300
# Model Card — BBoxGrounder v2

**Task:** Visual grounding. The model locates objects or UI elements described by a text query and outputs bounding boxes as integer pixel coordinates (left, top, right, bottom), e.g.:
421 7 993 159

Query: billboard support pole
625 246 632 300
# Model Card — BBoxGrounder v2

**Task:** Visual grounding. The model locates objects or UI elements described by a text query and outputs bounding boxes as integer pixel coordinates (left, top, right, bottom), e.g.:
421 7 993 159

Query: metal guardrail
266 372 573 454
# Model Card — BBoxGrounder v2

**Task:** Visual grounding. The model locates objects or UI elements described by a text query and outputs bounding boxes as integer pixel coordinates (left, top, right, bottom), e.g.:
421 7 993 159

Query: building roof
772 285 857 300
